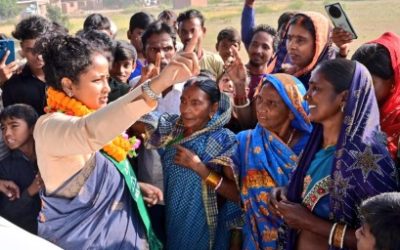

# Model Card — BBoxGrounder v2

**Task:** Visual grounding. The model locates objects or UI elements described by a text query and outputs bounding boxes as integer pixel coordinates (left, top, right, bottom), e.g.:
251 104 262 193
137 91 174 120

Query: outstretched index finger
184 32 199 53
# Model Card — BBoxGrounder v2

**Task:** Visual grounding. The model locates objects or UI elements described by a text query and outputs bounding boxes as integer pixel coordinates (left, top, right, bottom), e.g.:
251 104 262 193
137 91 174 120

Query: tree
46 4 69 28
0 0 19 20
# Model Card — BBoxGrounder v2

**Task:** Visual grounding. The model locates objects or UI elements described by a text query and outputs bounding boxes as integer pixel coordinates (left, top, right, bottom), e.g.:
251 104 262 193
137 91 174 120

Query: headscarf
263 73 312 136
235 73 311 250
369 32 400 158
274 11 335 87
141 92 242 249
286 61 398 250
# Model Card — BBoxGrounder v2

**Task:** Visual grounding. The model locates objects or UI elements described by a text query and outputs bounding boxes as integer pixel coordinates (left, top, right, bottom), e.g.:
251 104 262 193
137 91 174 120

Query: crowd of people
0 0 399 249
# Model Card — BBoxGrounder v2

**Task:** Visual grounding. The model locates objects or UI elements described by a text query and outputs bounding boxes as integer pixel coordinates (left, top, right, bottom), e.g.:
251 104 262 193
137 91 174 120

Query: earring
340 104 345 113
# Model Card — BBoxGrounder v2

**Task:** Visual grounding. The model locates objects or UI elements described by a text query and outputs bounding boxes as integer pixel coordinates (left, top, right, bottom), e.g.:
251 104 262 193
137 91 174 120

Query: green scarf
103 153 162 250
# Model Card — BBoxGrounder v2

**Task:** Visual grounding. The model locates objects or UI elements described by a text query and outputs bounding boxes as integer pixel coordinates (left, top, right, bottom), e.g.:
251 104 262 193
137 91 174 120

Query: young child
356 192 400 250
215 27 241 63
108 40 137 102
0 104 42 234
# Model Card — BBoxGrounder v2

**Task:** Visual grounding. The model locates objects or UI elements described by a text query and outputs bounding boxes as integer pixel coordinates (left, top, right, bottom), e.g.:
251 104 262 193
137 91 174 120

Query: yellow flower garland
45 87 139 162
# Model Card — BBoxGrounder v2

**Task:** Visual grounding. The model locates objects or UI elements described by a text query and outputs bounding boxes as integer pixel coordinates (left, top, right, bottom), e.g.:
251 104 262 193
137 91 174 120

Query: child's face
216 38 240 63
218 74 234 95
110 59 135 83
1 117 32 150
356 223 376 250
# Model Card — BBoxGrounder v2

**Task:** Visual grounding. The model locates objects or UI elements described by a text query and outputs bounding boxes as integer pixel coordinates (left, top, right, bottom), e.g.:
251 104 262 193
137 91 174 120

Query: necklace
323 144 336 149
286 128 296 145
45 87 140 162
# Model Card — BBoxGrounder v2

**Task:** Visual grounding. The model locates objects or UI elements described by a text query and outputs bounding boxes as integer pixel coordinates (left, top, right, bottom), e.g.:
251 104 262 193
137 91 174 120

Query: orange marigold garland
45 87 140 162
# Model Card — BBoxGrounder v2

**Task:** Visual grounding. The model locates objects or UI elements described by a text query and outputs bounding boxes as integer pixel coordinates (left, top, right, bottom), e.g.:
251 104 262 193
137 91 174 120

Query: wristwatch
141 80 162 100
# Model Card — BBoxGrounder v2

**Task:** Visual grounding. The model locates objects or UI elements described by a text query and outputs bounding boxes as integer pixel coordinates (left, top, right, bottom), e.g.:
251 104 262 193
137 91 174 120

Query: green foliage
46 4 70 28
0 0 19 20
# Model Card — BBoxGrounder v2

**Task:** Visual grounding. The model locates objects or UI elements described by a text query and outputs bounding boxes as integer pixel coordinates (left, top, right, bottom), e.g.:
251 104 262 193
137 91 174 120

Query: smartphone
0 39 15 65
325 2 358 39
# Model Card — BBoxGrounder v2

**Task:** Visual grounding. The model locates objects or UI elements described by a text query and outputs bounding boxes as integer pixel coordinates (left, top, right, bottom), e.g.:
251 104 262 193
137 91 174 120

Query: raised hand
331 27 353 57
139 52 161 84
0 180 20 200
143 32 200 103
156 32 200 85
245 0 255 7
0 50 18 85
224 47 248 85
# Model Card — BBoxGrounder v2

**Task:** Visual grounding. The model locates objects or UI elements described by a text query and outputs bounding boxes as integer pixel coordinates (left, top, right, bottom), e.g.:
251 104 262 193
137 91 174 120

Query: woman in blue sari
269 59 398 250
232 73 312 250
139 77 242 250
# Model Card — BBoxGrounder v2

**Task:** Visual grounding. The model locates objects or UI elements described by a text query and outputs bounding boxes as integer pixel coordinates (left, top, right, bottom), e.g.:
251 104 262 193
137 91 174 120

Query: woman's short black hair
184 77 220 104
141 20 176 50
314 58 356 93
40 35 105 91
288 14 316 42
113 40 137 63
352 43 394 80
0 104 38 128
359 192 400 250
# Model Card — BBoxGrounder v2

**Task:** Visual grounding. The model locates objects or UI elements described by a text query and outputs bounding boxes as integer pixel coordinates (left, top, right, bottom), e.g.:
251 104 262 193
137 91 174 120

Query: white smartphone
325 2 358 39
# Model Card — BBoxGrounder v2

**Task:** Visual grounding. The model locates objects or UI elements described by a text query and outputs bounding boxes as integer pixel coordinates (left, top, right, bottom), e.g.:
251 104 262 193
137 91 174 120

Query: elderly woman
232 73 312 249
269 59 398 250
33 34 199 249
137 77 242 250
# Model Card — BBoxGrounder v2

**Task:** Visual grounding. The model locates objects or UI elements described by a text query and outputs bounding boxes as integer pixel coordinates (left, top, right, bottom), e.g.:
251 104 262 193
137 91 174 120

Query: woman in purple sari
33 35 200 249
269 58 398 250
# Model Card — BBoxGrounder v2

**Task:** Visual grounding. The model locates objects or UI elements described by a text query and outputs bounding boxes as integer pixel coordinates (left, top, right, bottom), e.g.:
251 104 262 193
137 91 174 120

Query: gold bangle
333 223 345 248
205 170 222 189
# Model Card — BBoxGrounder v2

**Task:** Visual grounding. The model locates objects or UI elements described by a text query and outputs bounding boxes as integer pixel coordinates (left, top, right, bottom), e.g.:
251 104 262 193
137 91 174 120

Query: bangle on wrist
340 224 347 249
204 170 222 189
233 98 250 108
214 177 223 191
328 222 338 246
141 79 162 100
333 223 346 248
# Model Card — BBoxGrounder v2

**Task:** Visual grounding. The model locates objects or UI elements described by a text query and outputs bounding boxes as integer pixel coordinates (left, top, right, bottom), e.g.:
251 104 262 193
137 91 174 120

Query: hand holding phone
0 39 15 65
0 40 18 84
325 2 357 39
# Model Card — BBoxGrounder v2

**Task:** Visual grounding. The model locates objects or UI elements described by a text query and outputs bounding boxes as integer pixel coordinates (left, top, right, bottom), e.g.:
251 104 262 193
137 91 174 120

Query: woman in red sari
352 32 400 159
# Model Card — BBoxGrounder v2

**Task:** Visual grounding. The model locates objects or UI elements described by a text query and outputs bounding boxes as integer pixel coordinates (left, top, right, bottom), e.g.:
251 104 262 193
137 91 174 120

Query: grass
1 0 400 59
